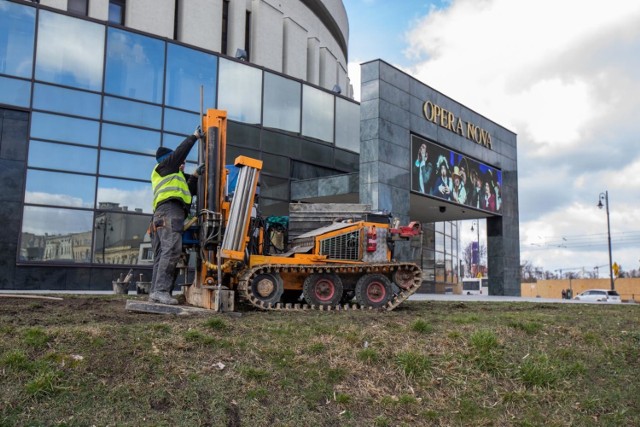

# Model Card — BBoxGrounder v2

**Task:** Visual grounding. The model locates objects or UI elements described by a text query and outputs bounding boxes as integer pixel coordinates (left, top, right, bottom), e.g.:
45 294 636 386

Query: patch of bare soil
0 295 157 327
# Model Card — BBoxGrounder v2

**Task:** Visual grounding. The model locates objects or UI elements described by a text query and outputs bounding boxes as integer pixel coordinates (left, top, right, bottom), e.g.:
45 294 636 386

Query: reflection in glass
163 108 200 134
93 211 152 264
19 206 93 263
100 149 156 181
108 0 125 25
33 83 101 119
218 59 262 124
263 72 301 133
31 112 99 146
97 177 153 214
163 133 198 163
302 85 334 142
105 28 164 103
101 123 159 155
0 2 35 78
165 44 217 111
435 231 444 253
260 153 290 177
25 169 95 208
335 98 360 153
28 141 97 174
35 11 104 91
0 76 30 108
103 96 161 129
259 175 289 200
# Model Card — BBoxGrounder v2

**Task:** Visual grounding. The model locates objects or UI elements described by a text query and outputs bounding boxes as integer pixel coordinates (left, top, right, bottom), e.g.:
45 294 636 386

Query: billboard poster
411 134 502 214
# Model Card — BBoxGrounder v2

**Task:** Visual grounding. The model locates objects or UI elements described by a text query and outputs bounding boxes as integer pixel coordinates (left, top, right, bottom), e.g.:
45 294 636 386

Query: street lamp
96 214 113 263
597 191 614 290
470 220 480 276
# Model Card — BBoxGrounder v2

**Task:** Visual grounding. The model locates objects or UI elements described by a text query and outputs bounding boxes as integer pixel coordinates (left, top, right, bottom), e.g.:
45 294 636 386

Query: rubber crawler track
237 263 422 312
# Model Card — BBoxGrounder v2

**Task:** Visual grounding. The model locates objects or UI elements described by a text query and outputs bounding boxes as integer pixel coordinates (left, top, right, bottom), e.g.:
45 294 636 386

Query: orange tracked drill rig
181 109 423 312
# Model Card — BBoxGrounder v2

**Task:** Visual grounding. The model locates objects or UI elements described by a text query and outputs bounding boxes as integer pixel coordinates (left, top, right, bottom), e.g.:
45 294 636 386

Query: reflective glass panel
97 177 152 214
101 123 159 155
25 169 95 208
164 108 200 134
19 206 93 263
0 2 35 78
99 150 155 181
28 141 97 174
33 83 101 119
105 28 164 103
108 1 125 24
0 75 30 108
93 211 152 264
435 231 444 253
259 175 289 200
261 153 290 177
35 10 104 91
302 85 334 142
165 44 217 112
30 112 99 146
263 72 300 133
163 133 198 163
103 96 161 129
68 0 88 16
218 59 262 124
335 97 359 153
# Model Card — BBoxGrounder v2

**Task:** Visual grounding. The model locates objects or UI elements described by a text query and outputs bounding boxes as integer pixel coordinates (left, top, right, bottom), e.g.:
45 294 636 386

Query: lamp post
597 191 614 290
470 220 480 276
96 214 113 264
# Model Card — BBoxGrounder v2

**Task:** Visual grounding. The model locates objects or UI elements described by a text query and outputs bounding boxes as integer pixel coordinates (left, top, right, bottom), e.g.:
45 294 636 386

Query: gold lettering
433 105 442 125
439 107 448 128
423 100 493 150
423 101 434 121
447 112 456 131
466 122 477 142
479 130 492 149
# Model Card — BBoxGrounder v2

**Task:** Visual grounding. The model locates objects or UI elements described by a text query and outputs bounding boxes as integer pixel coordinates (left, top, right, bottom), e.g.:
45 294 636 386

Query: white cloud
97 187 152 213
36 12 104 89
350 0 640 273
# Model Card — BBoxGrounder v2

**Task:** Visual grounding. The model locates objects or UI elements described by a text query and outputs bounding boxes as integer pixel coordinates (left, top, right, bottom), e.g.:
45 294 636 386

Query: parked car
574 289 622 303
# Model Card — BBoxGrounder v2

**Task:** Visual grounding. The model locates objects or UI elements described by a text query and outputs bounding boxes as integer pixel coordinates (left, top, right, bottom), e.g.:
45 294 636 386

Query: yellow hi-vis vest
151 166 191 211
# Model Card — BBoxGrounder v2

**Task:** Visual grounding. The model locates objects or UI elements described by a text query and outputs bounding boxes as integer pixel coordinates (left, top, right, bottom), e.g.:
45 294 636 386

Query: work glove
193 164 205 177
194 125 204 139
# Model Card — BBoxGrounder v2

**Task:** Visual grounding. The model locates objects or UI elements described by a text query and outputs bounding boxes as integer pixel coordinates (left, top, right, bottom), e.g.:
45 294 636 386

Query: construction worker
149 126 204 305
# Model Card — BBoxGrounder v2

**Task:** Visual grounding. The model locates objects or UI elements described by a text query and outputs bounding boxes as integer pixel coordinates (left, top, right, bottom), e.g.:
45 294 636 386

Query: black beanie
155 146 173 161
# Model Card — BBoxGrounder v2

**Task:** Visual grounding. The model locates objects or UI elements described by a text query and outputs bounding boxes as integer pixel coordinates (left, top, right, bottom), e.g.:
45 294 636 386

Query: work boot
148 291 179 305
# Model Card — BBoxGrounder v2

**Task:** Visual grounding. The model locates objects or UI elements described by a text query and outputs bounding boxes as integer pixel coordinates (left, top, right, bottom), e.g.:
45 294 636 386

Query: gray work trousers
151 201 185 294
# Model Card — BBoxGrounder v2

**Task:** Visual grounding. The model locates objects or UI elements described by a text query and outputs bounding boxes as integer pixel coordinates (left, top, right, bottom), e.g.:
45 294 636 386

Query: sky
343 0 640 277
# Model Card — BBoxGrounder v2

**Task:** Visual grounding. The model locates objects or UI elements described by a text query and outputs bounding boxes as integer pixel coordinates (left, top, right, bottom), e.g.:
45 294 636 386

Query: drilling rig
180 109 423 312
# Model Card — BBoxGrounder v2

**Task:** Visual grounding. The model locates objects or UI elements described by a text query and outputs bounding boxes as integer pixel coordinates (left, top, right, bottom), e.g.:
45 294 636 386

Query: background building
0 0 519 294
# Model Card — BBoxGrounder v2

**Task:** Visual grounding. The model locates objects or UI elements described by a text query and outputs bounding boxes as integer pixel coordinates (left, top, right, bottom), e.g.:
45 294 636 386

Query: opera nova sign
423 101 492 149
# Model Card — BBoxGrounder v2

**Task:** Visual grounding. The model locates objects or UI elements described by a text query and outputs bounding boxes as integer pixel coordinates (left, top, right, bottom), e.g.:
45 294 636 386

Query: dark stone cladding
300 0 348 61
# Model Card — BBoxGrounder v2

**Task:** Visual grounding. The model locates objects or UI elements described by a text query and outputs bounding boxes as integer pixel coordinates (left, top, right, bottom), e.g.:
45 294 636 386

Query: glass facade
420 221 459 289
35 11 104 91
0 1 359 270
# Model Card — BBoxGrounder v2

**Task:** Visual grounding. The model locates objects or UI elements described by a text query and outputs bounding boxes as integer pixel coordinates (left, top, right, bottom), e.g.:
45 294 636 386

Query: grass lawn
0 296 638 426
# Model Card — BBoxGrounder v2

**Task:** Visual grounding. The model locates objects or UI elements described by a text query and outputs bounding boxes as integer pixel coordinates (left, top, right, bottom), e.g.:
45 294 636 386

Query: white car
574 289 622 303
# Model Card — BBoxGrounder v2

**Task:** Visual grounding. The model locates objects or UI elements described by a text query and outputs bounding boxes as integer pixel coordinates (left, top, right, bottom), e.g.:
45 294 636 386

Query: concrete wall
251 0 284 72
127 0 175 39
178 0 222 52
522 278 640 302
